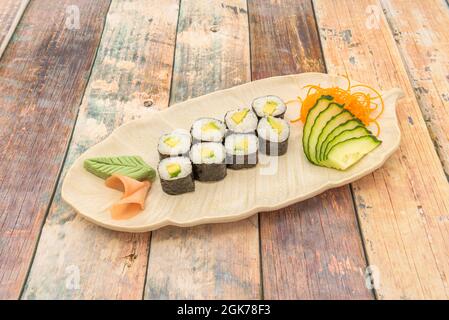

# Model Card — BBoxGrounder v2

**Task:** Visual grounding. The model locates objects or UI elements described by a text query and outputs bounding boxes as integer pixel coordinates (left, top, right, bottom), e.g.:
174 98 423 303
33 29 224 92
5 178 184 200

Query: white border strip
0 0 30 59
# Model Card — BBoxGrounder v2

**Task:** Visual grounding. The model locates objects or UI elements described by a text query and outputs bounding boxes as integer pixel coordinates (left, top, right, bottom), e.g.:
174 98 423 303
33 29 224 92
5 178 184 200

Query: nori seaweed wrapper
160 173 195 195
158 151 189 160
191 137 225 145
258 137 289 156
192 162 227 182
225 129 256 137
226 152 258 170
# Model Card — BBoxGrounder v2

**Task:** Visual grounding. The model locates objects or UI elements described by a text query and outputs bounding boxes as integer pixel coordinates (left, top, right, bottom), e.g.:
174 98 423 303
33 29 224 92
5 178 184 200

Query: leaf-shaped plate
62 73 403 232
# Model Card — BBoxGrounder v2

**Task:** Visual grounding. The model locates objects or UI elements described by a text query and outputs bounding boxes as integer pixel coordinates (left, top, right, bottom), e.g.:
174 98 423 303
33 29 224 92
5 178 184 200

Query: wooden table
1 0 448 300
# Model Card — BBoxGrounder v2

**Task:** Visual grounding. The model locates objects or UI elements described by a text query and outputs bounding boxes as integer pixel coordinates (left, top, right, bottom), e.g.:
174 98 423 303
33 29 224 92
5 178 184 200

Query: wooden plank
144 0 260 300
314 0 449 299
0 0 111 300
248 0 373 300
381 0 449 178
0 0 29 58
21 0 179 299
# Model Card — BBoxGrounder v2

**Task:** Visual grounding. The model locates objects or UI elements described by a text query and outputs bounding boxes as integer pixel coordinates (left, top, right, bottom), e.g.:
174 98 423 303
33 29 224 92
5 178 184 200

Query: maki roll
252 95 286 119
158 156 195 195
157 130 191 160
225 133 259 170
257 116 290 156
191 118 226 143
190 142 227 182
224 108 258 134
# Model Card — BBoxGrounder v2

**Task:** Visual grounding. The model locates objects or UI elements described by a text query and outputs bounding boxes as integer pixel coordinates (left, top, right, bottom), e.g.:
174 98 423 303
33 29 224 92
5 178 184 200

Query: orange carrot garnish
290 74 385 136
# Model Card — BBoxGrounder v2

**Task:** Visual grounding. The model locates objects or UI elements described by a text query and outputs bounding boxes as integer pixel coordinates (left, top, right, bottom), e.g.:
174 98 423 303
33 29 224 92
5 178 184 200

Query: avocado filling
231 109 250 124
166 163 181 178
201 121 220 132
267 116 283 135
234 138 249 153
164 136 180 148
201 148 215 159
263 101 278 115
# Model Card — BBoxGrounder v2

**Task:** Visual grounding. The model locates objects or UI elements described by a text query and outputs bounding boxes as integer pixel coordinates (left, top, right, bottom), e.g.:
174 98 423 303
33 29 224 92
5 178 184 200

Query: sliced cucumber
308 103 344 163
319 119 362 162
315 110 354 162
321 126 372 163
302 95 333 160
322 135 382 170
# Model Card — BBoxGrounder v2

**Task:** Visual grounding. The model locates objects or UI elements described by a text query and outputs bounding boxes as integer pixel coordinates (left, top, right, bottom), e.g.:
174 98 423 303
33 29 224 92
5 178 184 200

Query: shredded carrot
292 74 384 136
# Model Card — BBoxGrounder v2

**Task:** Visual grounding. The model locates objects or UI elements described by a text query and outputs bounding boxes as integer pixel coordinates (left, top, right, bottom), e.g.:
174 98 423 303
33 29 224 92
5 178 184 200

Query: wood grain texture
144 0 260 299
314 0 449 299
0 0 111 300
21 0 179 299
248 0 373 299
381 0 449 179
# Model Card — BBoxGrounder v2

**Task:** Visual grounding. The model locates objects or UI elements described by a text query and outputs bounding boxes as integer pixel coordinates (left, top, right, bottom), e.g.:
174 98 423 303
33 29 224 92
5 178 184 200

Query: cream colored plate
62 73 403 232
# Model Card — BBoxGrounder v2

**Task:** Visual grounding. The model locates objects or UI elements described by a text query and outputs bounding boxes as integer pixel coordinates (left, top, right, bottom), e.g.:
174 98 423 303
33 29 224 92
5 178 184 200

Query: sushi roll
257 116 290 156
224 108 258 134
191 118 226 143
252 95 287 119
190 142 227 182
225 133 259 170
157 130 191 160
158 156 195 195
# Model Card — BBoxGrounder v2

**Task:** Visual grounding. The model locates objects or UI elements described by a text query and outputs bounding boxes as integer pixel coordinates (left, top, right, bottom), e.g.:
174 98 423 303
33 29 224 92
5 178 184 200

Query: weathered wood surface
0 0 29 58
2 0 448 300
314 0 449 299
381 0 449 179
22 0 180 299
0 0 111 300
144 0 261 300
248 0 373 300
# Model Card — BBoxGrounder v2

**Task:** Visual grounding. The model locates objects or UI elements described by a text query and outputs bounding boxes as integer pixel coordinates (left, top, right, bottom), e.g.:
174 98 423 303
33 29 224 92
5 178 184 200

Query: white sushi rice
190 142 226 164
224 108 258 133
225 134 258 155
257 117 290 142
191 118 226 142
252 95 286 117
158 130 191 156
158 156 192 180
